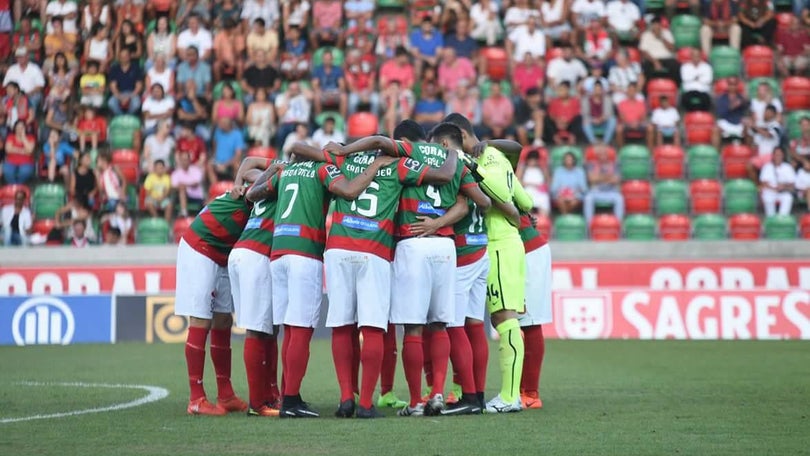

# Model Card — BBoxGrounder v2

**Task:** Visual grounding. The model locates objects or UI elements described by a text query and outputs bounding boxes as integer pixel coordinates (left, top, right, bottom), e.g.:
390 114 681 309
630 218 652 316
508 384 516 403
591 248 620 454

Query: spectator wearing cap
470 0 503 45
176 46 212 101
605 0 641 42
380 47 416 91
680 48 713 112
177 14 213 61
700 0 741 55
311 49 348 118
310 0 343 47
547 81 583 145
209 117 246 183
638 17 678 83
515 87 547 146
107 47 143 115
480 82 516 140
738 0 776 48
713 77 749 147
344 49 379 115
437 47 476 98
507 14 548 64
413 82 445 132
546 43 588 92
312 116 346 149
445 80 481 126
241 0 281 31
3 47 45 111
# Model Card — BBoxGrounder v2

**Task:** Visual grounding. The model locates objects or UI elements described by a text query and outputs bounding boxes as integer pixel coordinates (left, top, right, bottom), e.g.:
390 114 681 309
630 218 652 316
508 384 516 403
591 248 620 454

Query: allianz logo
11 297 75 346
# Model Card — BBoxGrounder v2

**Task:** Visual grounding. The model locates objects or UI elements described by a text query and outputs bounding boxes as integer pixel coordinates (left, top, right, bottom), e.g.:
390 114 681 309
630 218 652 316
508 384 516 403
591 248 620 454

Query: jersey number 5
351 181 379 217
279 183 299 219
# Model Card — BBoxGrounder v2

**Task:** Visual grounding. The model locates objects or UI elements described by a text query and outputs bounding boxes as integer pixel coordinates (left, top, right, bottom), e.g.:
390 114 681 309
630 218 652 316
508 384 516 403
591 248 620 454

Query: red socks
465 323 489 394
351 326 361 396
283 326 314 397
380 324 397 395
243 337 266 409
185 326 208 402
281 325 292 395
447 327 476 394
402 334 423 407
264 337 279 403
422 329 433 388
210 328 235 400
331 325 356 402
429 329 450 398
521 325 546 395
359 327 384 409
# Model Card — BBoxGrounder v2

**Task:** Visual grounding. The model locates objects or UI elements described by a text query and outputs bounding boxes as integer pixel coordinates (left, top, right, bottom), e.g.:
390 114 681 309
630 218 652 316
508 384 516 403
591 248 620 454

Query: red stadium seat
31 218 55 237
347 112 379 138
800 214 810 239
481 47 509 80
377 15 408 35
208 180 235 200
782 77 810 111
722 144 754 178
112 149 140 184
584 145 616 163
776 12 795 30
676 47 704 64
589 214 621 241
713 78 745 96
684 111 715 145
653 145 685 179
659 214 691 240
621 180 653 214
626 47 641 63
729 213 761 240
647 78 679 109
247 146 278 160
743 45 774 78
534 214 551 240
690 179 722 214
173 217 194 243
0 184 31 205
546 47 563 61
518 146 549 167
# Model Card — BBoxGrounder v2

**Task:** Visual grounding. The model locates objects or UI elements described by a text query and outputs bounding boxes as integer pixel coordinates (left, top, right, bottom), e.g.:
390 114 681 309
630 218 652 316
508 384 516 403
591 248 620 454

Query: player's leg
465 252 491 408
209 265 247 413
520 245 553 409
264 328 280 407
377 322 406 408
424 238 457 416
175 240 225 416
325 249 360 417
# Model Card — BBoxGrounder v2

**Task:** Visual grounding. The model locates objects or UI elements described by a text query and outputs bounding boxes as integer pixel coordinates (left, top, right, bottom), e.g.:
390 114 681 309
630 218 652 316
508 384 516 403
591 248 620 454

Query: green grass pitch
1 340 809 456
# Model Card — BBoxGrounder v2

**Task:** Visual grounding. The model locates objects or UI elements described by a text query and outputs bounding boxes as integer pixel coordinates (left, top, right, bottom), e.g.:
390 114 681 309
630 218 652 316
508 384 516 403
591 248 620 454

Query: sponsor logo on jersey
465 234 488 246
342 215 381 232
325 164 342 179
417 201 447 216
274 224 303 236
245 218 262 230
403 158 423 172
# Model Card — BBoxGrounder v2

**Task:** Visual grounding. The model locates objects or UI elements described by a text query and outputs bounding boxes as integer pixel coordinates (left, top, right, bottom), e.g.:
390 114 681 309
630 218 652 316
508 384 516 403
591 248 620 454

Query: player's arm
511 177 534 213
246 163 284 202
461 182 492 211
420 148 458 185
410 193 470 237
459 153 513 205
290 141 329 162
474 139 523 157
234 157 272 188
329 156 398 199
324 135 400 157
492 198 520 228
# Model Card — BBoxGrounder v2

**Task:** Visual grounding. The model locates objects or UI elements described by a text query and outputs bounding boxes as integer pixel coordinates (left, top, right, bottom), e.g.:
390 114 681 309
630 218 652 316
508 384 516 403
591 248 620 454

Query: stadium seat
173 217 194 243
722 144 754 178
689 179 722 214
626 47 642 63
377 15 408 34
553 214 587 241
546 47 563 61
659 214 691 240
584 145 616 163
713 77 746 96
534 214 551 240
671 15 702 49
800 214 810 239
623 214 656 240
212 80 243 102
653 145 685 179
684 112 715 145
622 180 653 214
247 146 278 160
693 214 727 239
729 213 761 239
647 79 679 109
782 77 810 111
316 111 346 132
208 180 235 200
377 0 407 9
724 179 759 214
788 110 810 139
478 79 513 98
31 218 55 237
776 12 795 30
618 145 651 180
137 217 170 244
312 47 345 67
0 184 31 205
481 47 509 80
347 112 379 138
655 180 688 215
746 77 781 101
108 115 141 150
32 183 66 219
676 47 702 64
743 45 775 78
764 215 798 239
112 149 140 184
550 145 584 169
518 146 549 169
125 184 139 213
589 214 621 241
687 145 720 179
710 46 741 79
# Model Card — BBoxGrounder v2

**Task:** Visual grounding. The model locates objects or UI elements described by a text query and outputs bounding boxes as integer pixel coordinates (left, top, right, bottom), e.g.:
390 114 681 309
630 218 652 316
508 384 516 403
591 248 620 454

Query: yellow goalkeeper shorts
485 238 526 315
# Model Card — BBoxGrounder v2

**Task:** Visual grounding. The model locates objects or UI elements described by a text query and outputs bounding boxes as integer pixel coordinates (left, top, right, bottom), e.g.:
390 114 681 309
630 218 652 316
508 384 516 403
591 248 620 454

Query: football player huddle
174 113 553 419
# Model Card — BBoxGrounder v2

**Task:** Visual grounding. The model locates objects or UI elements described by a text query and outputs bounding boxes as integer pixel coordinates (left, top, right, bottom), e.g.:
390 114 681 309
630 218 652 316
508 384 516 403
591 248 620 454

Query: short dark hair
429 123 463 149
255 18 266 27
154 159 166 167
443 113 474 136
765 104 777 113
87 59 100 70
393 120 427 142
395 46 409 57
108 227 122 237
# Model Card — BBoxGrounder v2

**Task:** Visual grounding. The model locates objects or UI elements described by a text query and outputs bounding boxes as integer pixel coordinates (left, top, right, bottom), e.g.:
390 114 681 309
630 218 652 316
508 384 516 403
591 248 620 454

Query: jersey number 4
351 182 379 217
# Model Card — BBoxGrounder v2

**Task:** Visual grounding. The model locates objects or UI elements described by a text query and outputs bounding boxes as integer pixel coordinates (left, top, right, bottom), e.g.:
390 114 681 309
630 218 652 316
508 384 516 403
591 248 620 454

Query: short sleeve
267 171 280 195
395 140 413 158
318 163 345 190
460 167 477 189
397 157 428 186
323 151 345 168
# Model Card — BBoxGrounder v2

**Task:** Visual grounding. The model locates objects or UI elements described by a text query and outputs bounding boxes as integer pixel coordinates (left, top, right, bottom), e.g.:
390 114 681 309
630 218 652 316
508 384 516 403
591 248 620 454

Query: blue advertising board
0 295 114 346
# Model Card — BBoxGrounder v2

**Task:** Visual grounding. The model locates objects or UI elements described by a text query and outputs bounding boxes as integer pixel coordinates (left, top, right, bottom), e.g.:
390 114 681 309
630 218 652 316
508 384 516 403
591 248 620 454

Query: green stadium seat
710 46 741 79
145 18 177 35
687 145 720 179
377 0 407 8
553 214 587 241
671 15 702 49
693 214 727 240
623 214 657 240
315 111 346 132
32 183 66 219
137 217 171 244
478 79 513 98
312 47 345 67
618 145 651 180
746 77 781 99
108 115 141 150
645 0 665 11
787 110 810 139
723 179 759 214
655 180 689 215
550 146 584 170
212 80 244 101
764 215 798 239
126 185 139 213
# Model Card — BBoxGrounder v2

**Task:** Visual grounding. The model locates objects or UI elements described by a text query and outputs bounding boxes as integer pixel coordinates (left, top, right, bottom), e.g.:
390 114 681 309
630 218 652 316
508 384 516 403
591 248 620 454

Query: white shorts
390 237 456 325
449 252 490 328
520 244 553 327
271 254 323 328
228 248 274 334
174 238 233 319
324 249 391 330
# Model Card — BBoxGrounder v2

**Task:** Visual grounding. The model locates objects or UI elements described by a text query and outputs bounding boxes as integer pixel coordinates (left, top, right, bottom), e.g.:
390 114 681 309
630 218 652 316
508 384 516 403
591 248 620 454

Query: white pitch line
0 382 170 424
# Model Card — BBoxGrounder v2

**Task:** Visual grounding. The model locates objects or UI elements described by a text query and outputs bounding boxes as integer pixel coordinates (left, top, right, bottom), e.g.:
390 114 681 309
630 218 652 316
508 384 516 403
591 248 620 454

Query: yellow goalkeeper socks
496 318 524 404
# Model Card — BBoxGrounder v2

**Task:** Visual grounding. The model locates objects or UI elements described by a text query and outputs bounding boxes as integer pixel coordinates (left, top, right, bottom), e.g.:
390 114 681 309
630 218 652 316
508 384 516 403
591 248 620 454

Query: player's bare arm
410 193 470 237
326 136 399 157
234 157 274 188
330 155 398 199
492 199 520 228
420 148 459 186
245 163 284 202
290 141 329 162
461 182 492 211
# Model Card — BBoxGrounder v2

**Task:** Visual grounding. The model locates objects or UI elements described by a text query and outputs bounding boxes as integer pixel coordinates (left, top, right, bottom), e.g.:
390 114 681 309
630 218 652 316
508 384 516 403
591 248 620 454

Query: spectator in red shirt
344 49 379 114
480 82 516 139
11 16 41 62
437 47 476 97
75 105 107 152
176 121 207 168
310 0 343 48
775 15 810 77
615 82 647 148
513 52 545 98
379 46 416 90
2 119 35 184
547 81 582 145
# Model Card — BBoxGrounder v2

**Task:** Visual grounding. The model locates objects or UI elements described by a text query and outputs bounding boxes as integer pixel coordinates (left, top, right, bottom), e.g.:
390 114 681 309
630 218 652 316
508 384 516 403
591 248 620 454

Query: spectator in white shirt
241 0 281 30
794 159 810 211
540 0 572 42
177 14 213 61
311 116 346 149
275 81 313 146
141 84 176 135
750 105 783 173
3 48 45 110
503 0 537 35
508 15 549 63
470 0 503 45
606 0 641 41
1 190 32 246
45 0 78 36
571 0 606 36
546 43 588 91
282 123 317 161
638 17 678 82
344 0 374 29
649 95 681 149
608 48 644 105
749 81 783 125
679 48 714 111
759 148 796 216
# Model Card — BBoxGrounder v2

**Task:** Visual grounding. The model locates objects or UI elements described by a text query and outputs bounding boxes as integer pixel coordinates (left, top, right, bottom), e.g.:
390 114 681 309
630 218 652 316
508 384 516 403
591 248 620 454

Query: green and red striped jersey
270 161 345 261
454 200 488 266
234 172 280 256
393 140 477 238
183 192 252 266
324 151 429 261
519 214 549 254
